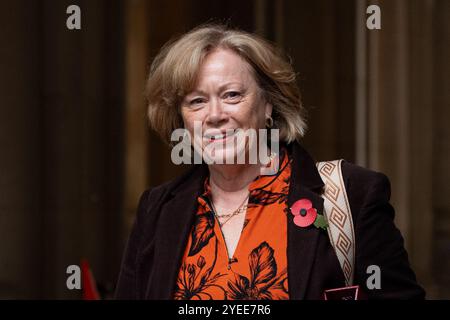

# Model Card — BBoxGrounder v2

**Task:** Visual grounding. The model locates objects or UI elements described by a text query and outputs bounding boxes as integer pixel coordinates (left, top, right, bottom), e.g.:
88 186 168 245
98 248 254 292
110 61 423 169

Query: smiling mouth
204 130 237 142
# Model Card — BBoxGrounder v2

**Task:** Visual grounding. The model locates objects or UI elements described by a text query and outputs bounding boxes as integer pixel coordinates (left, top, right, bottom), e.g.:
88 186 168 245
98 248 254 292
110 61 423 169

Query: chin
202 141 248 165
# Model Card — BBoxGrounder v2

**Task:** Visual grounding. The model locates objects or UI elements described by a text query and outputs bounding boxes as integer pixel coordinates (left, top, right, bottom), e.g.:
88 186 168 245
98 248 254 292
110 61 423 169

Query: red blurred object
81 259 100 300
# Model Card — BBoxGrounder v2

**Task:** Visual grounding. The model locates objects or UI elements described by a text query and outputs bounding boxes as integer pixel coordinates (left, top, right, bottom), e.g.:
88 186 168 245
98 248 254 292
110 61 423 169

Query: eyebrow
186 82 244 96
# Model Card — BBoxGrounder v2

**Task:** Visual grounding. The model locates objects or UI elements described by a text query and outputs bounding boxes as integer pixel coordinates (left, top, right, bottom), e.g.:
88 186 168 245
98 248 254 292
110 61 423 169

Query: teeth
205 131 235 140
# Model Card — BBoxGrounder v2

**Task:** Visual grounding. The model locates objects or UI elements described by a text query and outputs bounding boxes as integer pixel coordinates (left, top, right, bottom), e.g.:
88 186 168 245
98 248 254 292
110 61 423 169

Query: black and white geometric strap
317 160 355 286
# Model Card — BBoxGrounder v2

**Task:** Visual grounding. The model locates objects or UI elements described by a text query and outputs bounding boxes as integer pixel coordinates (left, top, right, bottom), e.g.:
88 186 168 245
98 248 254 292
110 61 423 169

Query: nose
206 98 228 125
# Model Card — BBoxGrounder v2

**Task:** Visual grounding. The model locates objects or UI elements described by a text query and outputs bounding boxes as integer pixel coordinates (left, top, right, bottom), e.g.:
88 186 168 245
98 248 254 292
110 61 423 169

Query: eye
223 91 242 100
189 97 206 106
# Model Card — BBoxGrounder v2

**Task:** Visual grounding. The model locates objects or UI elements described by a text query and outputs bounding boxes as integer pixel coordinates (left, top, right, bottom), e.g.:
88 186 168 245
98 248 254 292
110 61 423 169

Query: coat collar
285 142 325 299
145 142 325 299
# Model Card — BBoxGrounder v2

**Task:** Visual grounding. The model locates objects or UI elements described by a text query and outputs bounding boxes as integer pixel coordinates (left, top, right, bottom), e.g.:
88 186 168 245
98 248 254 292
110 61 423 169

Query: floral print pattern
174 148 292 300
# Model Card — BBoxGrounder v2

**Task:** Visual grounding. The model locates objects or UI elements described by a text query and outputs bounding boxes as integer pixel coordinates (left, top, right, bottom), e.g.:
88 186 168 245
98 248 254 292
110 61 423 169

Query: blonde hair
146 24 307 144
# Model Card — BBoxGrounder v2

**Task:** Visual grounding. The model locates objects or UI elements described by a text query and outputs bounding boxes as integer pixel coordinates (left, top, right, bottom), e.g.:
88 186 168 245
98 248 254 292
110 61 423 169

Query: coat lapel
145 164 208 299
286 143 325 299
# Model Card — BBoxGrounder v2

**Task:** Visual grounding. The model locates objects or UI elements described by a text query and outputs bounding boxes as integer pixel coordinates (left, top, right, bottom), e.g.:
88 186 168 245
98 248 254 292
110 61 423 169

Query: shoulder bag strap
316 160 355 286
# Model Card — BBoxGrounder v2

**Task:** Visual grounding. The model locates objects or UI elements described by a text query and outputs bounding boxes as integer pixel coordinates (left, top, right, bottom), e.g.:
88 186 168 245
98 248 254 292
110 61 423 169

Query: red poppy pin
290 198 328 230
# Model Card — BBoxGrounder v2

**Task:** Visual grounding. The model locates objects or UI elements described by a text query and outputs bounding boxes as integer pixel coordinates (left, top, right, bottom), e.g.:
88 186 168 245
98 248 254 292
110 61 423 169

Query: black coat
115 142 425 299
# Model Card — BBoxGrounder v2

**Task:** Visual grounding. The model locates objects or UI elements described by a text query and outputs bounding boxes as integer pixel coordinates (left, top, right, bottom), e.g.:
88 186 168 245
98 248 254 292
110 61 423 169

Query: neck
208 163 263 211
209 163 261 194
207 146 279 209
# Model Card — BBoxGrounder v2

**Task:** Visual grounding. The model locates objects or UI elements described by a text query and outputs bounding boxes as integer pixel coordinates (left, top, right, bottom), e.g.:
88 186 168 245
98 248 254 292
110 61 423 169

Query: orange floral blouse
173 148 292 300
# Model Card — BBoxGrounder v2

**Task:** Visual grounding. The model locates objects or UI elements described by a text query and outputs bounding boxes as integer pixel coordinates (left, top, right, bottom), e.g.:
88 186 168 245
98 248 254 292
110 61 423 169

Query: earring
265 116 274 128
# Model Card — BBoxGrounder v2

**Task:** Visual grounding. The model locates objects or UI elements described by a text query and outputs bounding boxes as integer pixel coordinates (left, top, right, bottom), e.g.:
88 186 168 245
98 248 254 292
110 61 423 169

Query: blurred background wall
0 0 448 299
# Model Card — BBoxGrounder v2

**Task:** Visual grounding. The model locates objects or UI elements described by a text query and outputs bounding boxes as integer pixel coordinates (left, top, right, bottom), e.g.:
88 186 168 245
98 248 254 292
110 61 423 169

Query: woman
115 24 425 300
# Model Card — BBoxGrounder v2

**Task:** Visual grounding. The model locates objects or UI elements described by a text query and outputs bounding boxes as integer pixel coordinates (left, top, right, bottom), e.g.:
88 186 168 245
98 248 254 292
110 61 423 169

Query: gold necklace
210 194 250 226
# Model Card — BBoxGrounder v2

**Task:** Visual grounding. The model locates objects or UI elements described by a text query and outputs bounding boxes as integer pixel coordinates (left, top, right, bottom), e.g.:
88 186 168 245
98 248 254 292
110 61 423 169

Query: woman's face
180 48 272 164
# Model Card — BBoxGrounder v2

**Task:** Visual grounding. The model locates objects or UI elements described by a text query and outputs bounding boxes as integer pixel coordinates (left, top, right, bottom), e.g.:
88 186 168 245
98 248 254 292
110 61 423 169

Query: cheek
181 110 196 131
239 102 266 128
